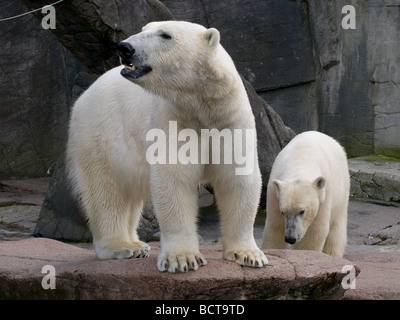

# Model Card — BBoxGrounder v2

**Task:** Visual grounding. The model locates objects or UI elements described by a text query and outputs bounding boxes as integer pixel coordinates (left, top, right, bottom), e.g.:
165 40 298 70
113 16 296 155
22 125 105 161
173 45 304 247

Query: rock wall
161 0 400 158
0 0 86 179
2 0 399 180
0 0 173 179
309 0 400 158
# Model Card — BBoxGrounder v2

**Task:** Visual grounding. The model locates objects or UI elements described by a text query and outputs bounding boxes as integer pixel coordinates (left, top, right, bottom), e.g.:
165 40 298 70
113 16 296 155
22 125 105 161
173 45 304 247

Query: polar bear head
272 177 326 245
117 21 236 100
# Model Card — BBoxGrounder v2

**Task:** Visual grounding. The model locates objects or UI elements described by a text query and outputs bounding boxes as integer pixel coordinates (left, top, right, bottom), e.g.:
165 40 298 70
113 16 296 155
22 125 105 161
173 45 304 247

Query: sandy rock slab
343 249 400 300
0 238 358 300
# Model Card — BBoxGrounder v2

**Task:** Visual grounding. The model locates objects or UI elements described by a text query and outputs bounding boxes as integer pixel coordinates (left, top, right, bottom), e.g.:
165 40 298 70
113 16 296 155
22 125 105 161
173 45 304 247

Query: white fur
261 131 350 258
67 21 267 272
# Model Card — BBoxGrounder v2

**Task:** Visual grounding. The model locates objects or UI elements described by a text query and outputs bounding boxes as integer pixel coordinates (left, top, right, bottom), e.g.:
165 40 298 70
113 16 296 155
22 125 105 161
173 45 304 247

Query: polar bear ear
272 179 284 197
205 28 220 48
313 176 326 203
313 176 326 190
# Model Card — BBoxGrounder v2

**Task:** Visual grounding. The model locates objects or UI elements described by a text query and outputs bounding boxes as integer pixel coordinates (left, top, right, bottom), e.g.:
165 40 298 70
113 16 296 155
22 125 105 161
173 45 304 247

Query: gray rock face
33 151 91 241
0 0 86 179
161 0 400 158
241 76 295 189
349 158 400 204
161 0 317 135
3 0 400 175
0 0 173 180
21 0 173 74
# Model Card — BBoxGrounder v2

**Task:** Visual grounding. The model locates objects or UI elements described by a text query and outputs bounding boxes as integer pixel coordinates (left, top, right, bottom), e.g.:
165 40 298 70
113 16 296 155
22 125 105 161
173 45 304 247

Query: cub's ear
272 179 284 197
313 176 326 190
205 28 220 48
313 176 326 203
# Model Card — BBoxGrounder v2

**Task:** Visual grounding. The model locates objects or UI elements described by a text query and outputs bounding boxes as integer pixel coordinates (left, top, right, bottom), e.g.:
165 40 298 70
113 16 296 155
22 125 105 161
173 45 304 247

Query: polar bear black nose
285 236 297 245
117 41 135 59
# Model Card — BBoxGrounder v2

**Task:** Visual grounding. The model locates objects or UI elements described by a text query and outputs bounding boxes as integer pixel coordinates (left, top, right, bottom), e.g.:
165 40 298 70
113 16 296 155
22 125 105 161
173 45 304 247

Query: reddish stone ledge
0 238 358 299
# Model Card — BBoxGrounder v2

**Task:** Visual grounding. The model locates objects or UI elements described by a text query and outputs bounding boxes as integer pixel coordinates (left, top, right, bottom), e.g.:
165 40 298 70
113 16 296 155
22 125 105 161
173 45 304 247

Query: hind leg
91 199 150 260
79 173 150 260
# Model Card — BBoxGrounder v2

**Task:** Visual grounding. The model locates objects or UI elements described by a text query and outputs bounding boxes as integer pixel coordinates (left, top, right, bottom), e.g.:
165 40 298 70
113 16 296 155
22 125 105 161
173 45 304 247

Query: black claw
234 253 237 259
191 261 195 268
184 265 188 272
198 258 204 265
243 256 247 263
250 259 254 265
174 267 178 273
256 261 259 266
164 262 168 269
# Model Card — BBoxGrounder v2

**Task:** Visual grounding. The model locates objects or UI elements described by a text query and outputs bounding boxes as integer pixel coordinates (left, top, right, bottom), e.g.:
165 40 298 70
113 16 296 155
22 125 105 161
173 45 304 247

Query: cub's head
117 21 227 97
272 177 326 245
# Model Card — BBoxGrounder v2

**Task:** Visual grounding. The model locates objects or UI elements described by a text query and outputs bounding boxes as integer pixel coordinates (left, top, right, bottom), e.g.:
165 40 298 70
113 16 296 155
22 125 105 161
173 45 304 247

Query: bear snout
285 235 297 245
117 41 135 60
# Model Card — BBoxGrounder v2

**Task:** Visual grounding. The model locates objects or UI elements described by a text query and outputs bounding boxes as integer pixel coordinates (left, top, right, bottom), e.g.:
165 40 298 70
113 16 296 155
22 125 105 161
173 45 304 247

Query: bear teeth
124 64 136 71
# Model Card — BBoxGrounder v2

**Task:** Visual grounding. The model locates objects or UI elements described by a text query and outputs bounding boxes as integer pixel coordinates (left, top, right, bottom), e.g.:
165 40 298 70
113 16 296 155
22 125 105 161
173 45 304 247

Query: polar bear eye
280 211 285 216
299 209 305 216
160 32 172 40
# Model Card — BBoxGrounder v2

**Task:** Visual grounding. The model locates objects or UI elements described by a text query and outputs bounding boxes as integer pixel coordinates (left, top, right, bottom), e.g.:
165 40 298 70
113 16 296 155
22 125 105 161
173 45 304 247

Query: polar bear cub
67 21 267 272
262 131 349 257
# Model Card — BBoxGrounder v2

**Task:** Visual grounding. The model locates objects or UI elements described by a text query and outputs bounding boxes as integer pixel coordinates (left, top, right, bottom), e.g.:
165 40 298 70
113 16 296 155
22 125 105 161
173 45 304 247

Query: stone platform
1 158 400 300
0 238 357 300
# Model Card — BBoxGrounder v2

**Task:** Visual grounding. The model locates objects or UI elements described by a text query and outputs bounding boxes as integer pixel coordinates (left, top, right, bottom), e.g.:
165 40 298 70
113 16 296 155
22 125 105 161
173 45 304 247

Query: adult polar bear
67 21 268 272
262 131 349 258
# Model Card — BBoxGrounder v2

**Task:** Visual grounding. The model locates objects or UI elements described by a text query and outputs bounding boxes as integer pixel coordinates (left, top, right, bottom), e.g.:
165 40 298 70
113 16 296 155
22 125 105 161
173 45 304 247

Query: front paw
157 251 207 273
224 247 268 267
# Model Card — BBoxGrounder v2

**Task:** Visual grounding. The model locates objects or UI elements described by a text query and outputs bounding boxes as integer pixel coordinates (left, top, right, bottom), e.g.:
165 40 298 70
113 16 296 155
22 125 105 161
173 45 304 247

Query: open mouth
120 63 152 79
124 63 136 71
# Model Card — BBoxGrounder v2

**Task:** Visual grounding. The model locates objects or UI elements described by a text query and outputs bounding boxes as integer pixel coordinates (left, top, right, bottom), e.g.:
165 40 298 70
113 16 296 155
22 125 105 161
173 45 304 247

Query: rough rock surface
344 249 400 300
161 0 317 134
3 0 400 179
161 0 400 158
32 152 91 241
242 76 295 189
349 158 400 205
0 0 86 179
0 0 173 180
21 0 174 74
0 238 358 300
1 176 400 299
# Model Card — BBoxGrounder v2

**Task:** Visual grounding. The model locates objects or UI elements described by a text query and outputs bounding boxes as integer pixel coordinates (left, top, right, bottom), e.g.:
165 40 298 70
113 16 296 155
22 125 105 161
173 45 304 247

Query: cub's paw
224 247 268 267
157 252 207 273
97 241 151 260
